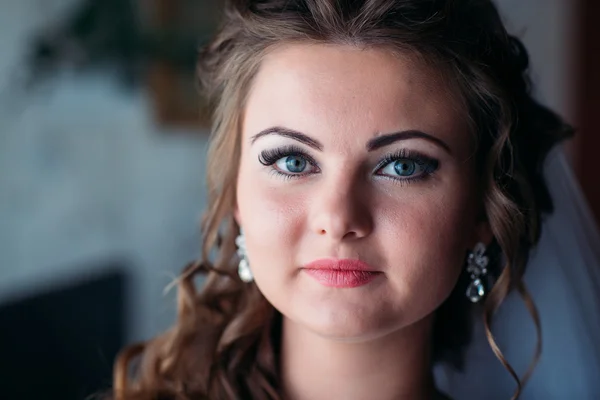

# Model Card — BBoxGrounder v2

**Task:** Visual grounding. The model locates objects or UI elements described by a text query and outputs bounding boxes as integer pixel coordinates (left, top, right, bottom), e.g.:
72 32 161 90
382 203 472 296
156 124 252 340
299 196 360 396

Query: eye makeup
257 146 439 184
373 149 439 184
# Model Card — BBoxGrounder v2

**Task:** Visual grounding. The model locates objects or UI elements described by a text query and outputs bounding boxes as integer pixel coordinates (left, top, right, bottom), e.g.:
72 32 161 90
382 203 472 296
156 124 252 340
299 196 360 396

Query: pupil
394 160 415 176
286 156 306 173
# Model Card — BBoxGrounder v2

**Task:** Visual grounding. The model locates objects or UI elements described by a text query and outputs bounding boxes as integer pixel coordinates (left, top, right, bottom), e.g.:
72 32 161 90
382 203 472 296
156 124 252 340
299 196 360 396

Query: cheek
237 175 305 234
377 183 476 308
236 166 308 268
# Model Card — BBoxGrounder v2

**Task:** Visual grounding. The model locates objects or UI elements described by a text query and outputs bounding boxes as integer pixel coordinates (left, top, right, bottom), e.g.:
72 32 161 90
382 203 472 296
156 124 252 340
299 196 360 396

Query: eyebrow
250 127 324 151
366 130 451 154
250 126 451 154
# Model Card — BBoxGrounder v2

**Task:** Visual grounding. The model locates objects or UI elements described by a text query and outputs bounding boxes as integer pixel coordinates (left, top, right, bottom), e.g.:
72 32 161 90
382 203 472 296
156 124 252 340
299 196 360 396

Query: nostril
342 231 359 240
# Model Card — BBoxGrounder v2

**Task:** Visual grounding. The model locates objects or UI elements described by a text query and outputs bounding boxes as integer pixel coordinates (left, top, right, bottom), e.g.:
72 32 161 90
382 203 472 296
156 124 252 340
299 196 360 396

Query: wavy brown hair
109 1 573 399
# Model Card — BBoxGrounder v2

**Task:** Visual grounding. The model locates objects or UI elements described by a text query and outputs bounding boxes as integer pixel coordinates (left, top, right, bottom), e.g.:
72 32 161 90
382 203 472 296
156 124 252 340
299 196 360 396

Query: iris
285 156 307 173
394 160 416 176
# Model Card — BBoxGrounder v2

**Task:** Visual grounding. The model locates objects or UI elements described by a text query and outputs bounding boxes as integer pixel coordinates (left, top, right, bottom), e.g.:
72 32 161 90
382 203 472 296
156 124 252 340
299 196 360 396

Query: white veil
435 144 600 399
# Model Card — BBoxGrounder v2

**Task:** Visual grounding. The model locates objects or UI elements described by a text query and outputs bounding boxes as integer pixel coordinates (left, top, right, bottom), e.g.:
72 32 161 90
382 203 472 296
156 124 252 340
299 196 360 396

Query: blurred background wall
0 1 212 397
0 0 592 399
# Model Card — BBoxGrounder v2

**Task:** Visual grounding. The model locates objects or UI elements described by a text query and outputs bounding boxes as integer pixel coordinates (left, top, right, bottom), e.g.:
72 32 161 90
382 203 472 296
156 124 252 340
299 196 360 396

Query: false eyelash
257 146 439 184
374 149 439 175
373 149 440 187
258 145 318 168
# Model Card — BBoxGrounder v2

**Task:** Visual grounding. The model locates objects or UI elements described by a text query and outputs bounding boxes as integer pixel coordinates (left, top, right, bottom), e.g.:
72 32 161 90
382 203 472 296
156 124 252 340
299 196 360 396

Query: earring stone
465 242 489 303
235 231 254 283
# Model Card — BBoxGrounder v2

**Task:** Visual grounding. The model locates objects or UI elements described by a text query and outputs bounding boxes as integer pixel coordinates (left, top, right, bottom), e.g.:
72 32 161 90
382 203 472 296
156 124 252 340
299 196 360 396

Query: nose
309 177 374 241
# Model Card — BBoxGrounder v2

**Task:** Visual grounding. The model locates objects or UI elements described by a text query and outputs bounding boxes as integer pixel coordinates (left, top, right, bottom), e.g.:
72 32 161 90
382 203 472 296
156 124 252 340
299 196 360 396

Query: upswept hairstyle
111 1 573 399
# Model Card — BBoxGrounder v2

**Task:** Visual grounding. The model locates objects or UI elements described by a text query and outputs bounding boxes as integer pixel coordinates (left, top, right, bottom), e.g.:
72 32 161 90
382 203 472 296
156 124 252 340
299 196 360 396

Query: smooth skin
235 43 491 400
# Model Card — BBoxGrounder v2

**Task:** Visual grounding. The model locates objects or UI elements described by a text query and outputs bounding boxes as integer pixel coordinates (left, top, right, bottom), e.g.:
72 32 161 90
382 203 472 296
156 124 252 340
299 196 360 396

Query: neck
280 316 437 400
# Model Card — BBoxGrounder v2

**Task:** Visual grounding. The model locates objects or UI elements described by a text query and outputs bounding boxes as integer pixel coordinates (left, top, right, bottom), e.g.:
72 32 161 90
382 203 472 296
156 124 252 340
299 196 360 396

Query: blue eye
376 151 438 181
379 158 422 178
259 146 319 177
393 159 416 176
277 155 308 173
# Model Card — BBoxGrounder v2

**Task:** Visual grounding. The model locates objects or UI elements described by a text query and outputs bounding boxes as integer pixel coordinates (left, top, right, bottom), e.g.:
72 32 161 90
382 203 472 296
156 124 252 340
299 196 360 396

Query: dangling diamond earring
465 242 489 303
235 230 254 283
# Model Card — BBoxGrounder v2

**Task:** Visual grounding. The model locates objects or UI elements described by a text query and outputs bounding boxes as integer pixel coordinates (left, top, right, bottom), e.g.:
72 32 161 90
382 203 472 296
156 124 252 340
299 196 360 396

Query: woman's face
236 43 487 341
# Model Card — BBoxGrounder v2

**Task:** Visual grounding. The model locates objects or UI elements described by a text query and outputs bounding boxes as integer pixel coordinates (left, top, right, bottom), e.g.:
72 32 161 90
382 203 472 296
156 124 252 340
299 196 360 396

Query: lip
302 259 382 288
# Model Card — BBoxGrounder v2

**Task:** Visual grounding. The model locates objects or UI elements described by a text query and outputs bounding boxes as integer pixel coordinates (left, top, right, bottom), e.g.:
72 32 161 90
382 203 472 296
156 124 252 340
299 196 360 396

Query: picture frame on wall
143 0 223 130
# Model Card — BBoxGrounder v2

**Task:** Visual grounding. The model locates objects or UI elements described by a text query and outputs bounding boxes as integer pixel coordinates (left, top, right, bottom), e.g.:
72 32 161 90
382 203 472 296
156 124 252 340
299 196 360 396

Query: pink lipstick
302 259 382 288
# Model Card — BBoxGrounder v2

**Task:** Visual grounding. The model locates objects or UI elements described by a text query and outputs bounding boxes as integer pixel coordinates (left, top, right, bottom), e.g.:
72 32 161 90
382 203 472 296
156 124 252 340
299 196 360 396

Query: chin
292 299 405 343
305 318 405 344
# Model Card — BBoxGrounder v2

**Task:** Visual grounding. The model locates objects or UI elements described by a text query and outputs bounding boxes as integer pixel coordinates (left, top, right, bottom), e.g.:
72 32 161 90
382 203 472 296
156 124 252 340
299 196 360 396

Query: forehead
243 43 469 151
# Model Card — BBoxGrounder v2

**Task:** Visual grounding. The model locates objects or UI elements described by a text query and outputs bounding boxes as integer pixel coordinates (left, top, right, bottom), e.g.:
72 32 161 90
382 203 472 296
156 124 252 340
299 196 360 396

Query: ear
471 217 493 248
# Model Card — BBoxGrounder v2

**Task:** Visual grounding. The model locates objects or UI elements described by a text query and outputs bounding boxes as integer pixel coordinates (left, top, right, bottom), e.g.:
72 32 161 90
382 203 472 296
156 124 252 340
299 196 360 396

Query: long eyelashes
258 145 318 168
257 146 439 183
373 149 439 179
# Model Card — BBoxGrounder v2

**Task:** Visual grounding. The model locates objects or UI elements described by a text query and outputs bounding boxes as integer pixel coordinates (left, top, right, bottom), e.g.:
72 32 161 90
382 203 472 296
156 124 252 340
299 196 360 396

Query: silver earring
465 242 489 303
235 230 254 283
